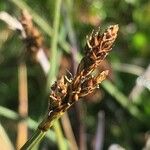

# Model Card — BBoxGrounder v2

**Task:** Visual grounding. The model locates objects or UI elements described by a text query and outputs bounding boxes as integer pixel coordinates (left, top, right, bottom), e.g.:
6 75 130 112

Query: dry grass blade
16 63 28 150
38 25 119 131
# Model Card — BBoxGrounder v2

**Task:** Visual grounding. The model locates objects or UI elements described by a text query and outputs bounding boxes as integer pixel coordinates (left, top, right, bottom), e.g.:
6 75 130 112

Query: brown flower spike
38 25 119 131
20 10 44 54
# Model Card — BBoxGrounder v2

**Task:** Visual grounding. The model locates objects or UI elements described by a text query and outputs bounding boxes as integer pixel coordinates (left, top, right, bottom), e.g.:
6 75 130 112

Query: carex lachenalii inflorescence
39 25 119 131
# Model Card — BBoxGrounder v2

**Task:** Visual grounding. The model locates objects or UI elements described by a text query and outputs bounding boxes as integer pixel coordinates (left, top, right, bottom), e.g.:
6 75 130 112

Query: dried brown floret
77 25 119 76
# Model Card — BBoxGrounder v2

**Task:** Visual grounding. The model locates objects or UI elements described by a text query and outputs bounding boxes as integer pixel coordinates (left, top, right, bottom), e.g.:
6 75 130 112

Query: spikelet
72 25 119 92
76 25 119 76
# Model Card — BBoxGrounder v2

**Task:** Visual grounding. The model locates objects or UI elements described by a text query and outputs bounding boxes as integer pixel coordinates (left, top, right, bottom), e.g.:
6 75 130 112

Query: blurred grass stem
102 80 145 121
0 106 56 142
63 1 86 149
20 129 46 150
53 121 68 150
48 0 62 86
48 0 67 149
17 62 28 149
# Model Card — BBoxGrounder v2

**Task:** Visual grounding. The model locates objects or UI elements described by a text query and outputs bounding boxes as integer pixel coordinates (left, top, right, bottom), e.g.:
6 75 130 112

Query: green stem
53 121 68 150
0 105 56 142
102 80 145 121
48 0 62 86
20 129 46 150
47 0 67 149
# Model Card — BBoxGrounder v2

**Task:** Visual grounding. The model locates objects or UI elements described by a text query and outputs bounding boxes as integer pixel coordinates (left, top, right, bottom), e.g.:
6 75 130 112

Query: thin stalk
47 1 67 149
53 121 68 150
61 113 78 150
94 111 105 150
48 0 62 86
17 62 28 149
20 129 46 150
63 1 86 149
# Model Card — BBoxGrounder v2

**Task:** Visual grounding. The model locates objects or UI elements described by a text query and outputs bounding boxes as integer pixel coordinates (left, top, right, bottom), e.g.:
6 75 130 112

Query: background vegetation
0 0 150 149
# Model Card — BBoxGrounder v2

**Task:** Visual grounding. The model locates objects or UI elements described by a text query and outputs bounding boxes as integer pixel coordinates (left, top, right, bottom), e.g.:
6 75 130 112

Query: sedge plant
20 25 119 149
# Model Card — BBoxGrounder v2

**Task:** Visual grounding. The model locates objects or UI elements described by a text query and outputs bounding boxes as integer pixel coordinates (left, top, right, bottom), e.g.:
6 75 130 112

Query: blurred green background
0 0 150 150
